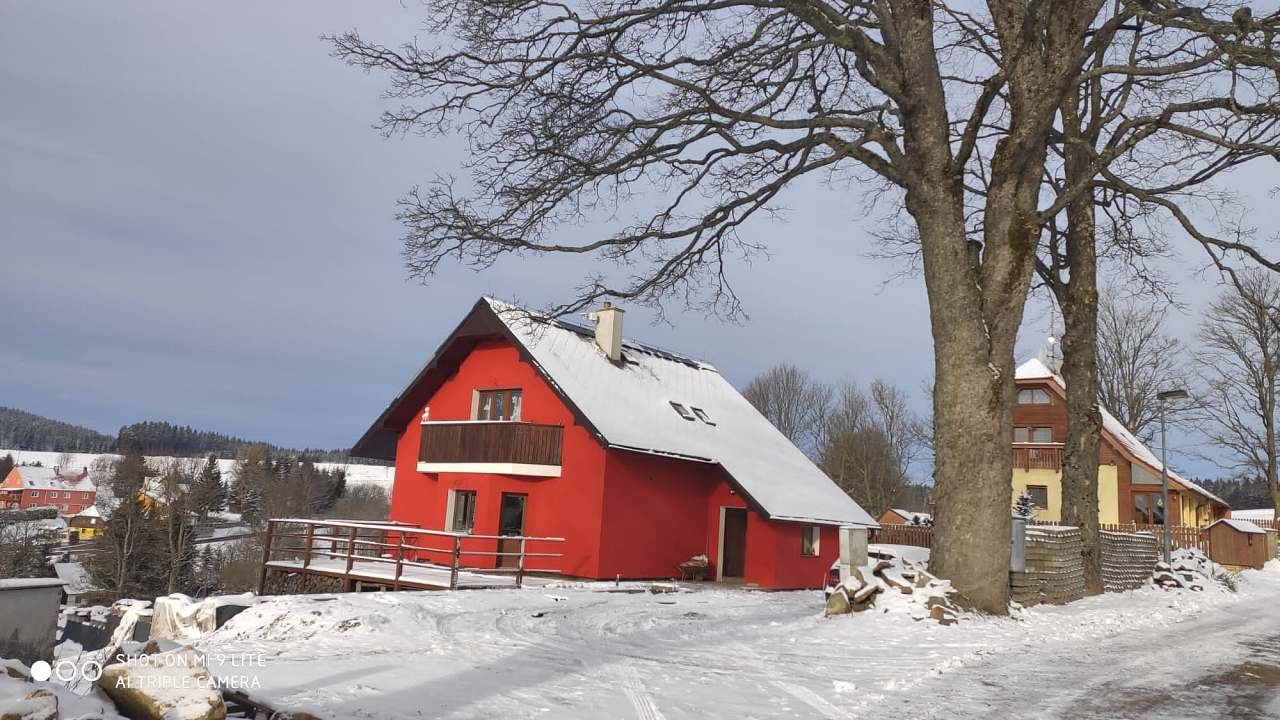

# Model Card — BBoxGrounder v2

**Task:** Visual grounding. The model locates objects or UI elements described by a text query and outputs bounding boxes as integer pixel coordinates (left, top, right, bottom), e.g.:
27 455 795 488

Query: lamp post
1157 388 1189 564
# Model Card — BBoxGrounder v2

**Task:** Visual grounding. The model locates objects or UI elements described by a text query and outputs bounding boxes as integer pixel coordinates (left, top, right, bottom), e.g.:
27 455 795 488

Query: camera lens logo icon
27 659 102 683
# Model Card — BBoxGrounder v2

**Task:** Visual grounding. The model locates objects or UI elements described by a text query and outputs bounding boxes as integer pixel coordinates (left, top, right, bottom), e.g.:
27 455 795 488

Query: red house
0 465 96 516
352 298 876 589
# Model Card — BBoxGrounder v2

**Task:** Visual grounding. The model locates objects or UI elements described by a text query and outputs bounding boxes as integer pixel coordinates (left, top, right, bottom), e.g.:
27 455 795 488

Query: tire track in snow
728 640 853 720
616 664 666 720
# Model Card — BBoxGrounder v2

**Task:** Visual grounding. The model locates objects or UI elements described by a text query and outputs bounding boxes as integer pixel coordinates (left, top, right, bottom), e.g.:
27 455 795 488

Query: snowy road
890 581 1280 719
196 565 1280 719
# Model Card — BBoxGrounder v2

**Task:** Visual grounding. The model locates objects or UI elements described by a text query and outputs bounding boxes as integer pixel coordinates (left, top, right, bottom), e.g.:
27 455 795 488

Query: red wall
389 340 609 577
387 337 843 588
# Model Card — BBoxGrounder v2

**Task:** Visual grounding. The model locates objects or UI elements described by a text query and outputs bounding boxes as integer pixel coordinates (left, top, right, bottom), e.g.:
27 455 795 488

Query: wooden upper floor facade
1012 358 1228 527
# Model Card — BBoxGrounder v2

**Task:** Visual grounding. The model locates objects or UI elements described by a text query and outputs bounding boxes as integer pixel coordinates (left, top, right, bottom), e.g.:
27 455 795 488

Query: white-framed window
801 526 820 556
475 389 522 421
1016 388 1051 405
30 491 40 498
447 489 477 533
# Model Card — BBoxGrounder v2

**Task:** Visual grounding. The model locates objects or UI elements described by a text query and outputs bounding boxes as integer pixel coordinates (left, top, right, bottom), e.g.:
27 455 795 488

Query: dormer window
669 401 696 421
692 407 715 425
1016 388 1051 405
476 389 522 421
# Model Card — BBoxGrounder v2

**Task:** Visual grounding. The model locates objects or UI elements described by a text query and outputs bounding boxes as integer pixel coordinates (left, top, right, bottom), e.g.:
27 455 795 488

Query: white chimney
588 302 625 362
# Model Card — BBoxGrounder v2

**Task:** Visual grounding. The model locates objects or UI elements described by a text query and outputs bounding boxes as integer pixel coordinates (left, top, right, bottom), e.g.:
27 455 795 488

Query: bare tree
820 380 925 515
1196 271 1280 513
1096 286 1185 443
742 364 831 455
333 1 1280 611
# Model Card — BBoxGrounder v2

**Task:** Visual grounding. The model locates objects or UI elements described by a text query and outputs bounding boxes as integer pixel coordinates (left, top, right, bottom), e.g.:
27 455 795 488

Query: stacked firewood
1152 559 1206 592
824 553 960 625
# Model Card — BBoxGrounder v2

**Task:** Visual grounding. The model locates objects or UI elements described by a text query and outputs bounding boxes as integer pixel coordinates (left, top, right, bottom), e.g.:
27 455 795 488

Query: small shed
1206 519 1276 571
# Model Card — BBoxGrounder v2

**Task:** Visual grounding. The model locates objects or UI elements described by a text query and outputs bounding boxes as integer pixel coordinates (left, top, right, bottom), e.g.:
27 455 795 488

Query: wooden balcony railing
418 421 564 474
1012 443 1063 471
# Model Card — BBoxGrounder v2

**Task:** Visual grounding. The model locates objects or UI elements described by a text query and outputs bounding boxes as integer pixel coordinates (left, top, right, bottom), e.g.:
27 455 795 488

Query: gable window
669 401 696 421
448 489 477 533
1013 427 1053 443
801 526 820 556
692 407 716 425
1016 388 1051 405
476 389 522 421
1026 485 1050 509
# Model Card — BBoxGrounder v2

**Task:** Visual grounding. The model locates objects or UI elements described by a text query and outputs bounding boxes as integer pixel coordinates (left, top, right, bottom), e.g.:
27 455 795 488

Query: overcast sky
2 2 1276 479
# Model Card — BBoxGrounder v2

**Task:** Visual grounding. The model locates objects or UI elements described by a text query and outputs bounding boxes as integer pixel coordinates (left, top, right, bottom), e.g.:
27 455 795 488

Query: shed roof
1207 518 1269 535
354 298 877 527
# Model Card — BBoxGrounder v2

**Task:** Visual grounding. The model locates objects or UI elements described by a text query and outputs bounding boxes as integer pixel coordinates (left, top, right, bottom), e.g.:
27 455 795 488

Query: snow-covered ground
189 560 1280 720
0 448 394 491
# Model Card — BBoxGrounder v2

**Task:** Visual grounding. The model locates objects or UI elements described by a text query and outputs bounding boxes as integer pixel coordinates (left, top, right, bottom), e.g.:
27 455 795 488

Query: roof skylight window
669 401 696 421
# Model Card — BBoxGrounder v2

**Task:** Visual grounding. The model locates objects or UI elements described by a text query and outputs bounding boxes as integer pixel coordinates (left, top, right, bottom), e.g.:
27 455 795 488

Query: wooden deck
258 518 565 593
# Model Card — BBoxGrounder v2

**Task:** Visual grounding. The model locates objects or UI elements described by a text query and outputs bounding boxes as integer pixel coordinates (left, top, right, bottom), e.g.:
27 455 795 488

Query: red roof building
0 465 97 517
353 298 876 589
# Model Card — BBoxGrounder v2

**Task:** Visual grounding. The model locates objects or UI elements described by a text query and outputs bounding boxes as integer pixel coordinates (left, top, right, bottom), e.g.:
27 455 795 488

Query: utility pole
1157 388 1188 564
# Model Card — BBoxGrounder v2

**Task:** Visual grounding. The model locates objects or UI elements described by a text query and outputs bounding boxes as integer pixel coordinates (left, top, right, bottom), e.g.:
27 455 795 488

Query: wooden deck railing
257 518 565 593
1012 443 1063 470
419 421 564 466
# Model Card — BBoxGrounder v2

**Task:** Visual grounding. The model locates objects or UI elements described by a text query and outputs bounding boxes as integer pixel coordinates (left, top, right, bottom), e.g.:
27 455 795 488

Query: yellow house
68 504 103 540
1012 359 1229 526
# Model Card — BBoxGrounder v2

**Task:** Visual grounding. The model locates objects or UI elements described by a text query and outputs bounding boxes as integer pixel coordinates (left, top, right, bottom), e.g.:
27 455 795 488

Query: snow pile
0 658 126 720
1154 547 1234 592
150 593 257 642
825 546 961 624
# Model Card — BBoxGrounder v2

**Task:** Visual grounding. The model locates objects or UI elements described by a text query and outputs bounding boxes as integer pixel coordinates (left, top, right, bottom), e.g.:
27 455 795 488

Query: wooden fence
874 521 1214 554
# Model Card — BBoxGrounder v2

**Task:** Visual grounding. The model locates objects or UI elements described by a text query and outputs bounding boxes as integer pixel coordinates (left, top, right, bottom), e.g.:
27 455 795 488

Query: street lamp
1157 388 1189 564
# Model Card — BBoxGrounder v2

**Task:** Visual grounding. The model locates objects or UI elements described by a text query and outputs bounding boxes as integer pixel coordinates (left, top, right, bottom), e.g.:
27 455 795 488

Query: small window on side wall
1027 484 1050 508
801 526 820 556
450 489 477 533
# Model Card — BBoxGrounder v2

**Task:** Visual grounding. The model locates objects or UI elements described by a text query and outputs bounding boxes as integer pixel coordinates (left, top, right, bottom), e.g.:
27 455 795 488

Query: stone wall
1010 526 1085 607
1100 530 1158 592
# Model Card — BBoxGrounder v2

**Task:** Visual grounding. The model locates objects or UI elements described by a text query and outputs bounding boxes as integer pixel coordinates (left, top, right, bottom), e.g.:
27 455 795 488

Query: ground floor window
449 489 477 533
1026 485 1050 508
801 526 820 556
1133 492 1166 525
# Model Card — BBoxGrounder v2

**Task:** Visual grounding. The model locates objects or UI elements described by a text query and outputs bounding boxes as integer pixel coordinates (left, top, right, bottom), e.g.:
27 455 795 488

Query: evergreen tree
190 454 227 520
1013 492 1037 521
0 453 14 480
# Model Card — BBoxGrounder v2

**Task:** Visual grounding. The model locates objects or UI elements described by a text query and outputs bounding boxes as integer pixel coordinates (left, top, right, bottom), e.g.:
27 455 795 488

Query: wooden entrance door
497 493 527 569
720 508 748 579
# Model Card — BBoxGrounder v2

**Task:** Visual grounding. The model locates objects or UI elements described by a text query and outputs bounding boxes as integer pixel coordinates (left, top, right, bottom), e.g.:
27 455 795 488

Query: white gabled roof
1015 358 1227 507
1231 508 1275 522
6 466 96 493
1207 518 1268 535
488 299 876 527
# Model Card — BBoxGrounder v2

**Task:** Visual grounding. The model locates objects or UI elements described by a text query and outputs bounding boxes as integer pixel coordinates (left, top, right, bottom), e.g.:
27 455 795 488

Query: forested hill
0 407 117 453
0 406 351 461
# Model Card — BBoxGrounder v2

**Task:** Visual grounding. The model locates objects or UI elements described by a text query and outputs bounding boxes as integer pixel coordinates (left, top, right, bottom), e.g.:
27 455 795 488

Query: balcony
418 421 564 477
1012 443 1063 471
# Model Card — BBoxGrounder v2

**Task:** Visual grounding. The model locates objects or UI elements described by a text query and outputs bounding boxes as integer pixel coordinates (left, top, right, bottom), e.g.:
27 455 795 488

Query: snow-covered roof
53 562 97 595
2 465 96 493
1207 518 1269 535
1231 508 1275 522
73 504 102 519
1015 358 1228 508
890 509 931 523
356 297 877 527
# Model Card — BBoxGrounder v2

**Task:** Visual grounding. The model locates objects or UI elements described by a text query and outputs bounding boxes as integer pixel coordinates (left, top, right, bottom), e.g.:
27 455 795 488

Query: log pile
824 550 960 625
1010 526 1085 607
1100 530 1159 592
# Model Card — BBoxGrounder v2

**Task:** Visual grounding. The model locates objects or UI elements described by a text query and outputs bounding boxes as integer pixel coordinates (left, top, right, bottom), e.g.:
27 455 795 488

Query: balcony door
497 492 527 569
